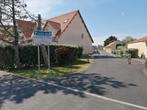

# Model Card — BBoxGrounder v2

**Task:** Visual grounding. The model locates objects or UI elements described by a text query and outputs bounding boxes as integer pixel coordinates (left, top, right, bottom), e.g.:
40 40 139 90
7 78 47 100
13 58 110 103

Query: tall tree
0 0 35 68
122 36 135 45
104 36 117 46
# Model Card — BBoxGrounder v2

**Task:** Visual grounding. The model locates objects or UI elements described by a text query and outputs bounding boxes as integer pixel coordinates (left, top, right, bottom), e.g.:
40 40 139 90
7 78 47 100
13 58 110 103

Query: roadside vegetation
9 58 90 79
0 45 92 79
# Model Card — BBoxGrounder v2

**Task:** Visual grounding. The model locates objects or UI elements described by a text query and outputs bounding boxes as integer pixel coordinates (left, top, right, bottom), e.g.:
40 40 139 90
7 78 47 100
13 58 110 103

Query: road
45 58 147 107
0 58 147 110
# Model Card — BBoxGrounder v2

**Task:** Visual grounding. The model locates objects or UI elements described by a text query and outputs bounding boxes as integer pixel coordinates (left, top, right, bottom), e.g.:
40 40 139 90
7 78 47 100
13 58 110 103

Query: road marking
12 74 147 110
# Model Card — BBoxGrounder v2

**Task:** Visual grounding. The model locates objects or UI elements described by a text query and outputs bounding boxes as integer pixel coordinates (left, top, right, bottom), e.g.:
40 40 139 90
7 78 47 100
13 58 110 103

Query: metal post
48 45 50 70
38 45 40 71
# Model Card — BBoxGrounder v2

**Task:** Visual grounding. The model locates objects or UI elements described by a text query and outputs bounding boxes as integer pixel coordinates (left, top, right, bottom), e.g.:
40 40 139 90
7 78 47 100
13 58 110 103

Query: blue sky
25 0 147 45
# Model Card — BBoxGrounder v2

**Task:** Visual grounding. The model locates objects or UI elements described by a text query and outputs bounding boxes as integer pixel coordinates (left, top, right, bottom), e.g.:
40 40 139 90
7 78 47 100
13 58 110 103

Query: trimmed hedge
0 45 83 69
127 49 138 58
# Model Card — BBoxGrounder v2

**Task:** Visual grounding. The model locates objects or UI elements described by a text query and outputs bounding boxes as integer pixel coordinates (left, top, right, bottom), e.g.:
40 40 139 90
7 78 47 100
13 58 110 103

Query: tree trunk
12 0 20 68
41 45 48 65
14 44 20 68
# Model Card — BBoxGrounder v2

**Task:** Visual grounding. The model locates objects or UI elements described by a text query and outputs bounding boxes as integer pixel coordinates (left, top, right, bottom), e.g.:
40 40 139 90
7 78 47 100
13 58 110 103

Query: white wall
57 14 93 54
128 42 147 58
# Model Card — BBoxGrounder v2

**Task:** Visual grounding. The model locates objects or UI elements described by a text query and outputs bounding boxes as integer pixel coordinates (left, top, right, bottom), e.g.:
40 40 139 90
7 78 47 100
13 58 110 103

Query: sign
33 30 52 45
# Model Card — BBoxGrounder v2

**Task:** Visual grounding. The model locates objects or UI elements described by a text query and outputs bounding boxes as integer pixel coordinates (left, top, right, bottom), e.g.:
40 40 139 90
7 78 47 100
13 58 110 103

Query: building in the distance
17 10 94 54
127 36 147 58
104 40 123 54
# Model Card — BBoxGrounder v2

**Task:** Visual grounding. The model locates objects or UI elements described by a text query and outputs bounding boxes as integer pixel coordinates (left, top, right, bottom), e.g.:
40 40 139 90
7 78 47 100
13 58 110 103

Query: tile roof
129 36 147 44
105 40 122 48
16 10 94 43
17 20 36 40
47 10 94 42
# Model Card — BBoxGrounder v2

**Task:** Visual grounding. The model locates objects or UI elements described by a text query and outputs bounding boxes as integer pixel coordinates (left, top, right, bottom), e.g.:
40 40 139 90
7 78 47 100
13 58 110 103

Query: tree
104 36 117 46
122 36 135 45
0 0 35 68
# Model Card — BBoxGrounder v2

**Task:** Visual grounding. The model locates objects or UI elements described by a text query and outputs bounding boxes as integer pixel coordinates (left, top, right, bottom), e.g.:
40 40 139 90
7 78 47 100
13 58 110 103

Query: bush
0 45 83 69
127 49 138 58
76 47 83 58
55 46 77 66
0 46 14 69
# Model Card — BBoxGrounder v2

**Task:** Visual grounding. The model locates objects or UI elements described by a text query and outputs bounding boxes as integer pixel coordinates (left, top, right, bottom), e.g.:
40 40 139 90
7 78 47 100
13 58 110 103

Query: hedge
0 45 83 69
126 49 138 58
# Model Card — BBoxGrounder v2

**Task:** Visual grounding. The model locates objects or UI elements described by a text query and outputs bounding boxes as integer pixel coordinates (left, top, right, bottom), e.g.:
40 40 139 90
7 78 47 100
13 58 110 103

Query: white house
17 10 94 54
127 36 147 58
104 40 123 54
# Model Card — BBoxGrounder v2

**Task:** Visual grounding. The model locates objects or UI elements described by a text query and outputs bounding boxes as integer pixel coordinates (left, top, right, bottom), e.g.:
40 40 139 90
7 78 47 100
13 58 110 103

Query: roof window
64 19 69 23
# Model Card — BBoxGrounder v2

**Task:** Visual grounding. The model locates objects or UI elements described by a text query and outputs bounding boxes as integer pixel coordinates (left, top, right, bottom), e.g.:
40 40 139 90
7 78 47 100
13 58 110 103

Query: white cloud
25 0 64 18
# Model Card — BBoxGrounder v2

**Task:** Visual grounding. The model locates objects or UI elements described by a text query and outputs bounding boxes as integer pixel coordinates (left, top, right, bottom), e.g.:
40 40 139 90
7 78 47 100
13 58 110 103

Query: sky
25 0 147 45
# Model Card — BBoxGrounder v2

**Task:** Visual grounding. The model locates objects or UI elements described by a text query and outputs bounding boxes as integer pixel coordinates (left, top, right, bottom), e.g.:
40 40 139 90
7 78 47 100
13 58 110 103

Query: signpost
33 30 52 71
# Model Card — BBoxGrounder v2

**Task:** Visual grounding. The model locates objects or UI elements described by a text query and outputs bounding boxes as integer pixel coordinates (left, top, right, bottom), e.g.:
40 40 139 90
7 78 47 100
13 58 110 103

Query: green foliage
127 49 139 58
76 47 83 58
0 46 14 69
0 45 83 69
104 36 117 46
145 59 147 69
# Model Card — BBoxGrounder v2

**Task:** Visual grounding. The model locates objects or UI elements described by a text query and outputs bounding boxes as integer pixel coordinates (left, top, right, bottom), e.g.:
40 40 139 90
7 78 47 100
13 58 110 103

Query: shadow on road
91 55 119 59
0 74 84 108
0 73 137 108
45 73 137 95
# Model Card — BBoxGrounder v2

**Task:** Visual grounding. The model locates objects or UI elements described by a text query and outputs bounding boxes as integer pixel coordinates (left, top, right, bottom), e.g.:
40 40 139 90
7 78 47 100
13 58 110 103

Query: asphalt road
0 58 147 110
0 73 144 110
45 58 147 107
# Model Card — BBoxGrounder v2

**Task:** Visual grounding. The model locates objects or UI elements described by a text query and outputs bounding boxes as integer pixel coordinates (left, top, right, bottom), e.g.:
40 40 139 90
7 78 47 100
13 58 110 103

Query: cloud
25 0 64 17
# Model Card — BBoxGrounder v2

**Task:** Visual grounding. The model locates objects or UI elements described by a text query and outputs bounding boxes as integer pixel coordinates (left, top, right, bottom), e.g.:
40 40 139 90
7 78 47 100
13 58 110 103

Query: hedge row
0 45 83 69
126 49 139 58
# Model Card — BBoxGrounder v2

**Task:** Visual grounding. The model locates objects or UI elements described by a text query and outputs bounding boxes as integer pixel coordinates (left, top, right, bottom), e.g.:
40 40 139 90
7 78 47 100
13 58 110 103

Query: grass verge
9 58 90 79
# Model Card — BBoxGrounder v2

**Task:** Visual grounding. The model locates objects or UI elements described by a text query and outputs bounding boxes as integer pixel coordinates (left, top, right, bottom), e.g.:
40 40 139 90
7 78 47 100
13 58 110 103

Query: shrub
0 45 82 69
126 49 139 58
55 46 78 66
77 47 83 58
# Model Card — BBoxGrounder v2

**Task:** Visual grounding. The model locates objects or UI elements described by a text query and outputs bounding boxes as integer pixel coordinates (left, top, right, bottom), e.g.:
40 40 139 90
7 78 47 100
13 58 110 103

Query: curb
74 58 94 73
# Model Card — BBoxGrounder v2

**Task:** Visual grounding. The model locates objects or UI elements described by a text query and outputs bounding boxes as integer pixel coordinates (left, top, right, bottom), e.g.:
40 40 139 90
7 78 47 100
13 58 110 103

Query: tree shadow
0 74 85 108
45 73 138 95
0 73 138 108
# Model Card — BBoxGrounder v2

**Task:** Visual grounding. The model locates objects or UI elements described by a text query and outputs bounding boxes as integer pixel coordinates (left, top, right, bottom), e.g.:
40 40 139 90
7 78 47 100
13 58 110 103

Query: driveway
45 58 147 107
0 70 146 110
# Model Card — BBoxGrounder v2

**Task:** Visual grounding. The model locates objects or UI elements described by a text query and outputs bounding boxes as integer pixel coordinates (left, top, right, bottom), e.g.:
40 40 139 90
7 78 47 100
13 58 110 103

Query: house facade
17 10 94 54
127 36 147 58
104 40 123 54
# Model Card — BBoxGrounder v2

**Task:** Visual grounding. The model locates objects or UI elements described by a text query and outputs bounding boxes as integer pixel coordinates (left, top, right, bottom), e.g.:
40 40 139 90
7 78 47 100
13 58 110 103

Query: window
64 19 69 23
81 33 84 39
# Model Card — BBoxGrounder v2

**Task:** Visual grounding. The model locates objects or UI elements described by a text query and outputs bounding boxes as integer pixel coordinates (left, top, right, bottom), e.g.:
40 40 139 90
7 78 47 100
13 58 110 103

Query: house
127 36 147 58
104 40 123 54
16 10 94 54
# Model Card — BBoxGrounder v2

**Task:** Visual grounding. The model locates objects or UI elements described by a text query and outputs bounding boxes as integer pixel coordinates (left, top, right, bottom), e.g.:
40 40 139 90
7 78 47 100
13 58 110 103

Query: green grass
9 59 90 79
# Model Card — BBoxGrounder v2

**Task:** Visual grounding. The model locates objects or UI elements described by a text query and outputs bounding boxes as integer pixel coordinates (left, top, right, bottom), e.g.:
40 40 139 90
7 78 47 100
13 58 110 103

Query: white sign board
33 30 52 45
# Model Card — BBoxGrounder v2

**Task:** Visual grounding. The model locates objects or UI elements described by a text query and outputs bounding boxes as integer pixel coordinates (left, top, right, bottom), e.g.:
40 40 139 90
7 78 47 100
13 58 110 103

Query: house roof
128 36 147 44
105 41 118 48
16 10 94 43
47 10 94 43
105 40 122 48
17 20 36 40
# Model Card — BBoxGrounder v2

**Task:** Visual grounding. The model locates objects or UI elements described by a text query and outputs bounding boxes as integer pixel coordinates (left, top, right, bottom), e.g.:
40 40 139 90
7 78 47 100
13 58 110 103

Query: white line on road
12 74 147 110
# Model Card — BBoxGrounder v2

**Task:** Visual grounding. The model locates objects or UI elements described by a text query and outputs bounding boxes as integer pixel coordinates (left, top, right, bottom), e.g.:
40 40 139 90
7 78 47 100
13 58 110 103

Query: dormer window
64 19 69 23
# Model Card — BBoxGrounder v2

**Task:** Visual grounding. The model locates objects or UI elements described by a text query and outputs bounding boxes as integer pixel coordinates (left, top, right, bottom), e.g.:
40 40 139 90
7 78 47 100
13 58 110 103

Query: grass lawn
10 58 90 79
